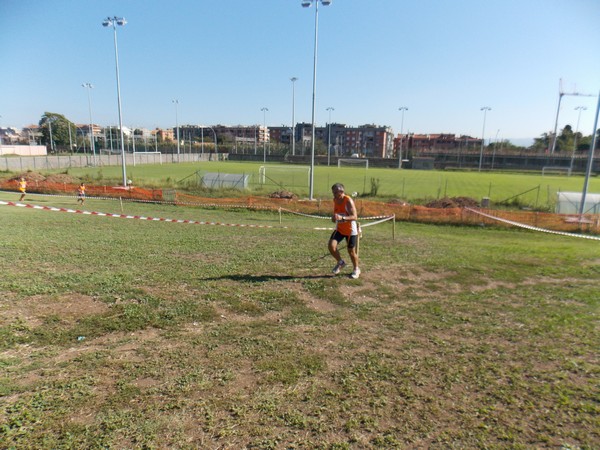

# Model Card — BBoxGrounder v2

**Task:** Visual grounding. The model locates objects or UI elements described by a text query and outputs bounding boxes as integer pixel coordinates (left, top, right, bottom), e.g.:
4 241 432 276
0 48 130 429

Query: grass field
51 161 600 209
1 191 598 448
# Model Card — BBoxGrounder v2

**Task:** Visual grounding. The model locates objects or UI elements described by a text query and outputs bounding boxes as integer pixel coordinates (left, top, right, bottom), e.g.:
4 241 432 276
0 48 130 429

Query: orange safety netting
0 179 162 202
2 179 598 235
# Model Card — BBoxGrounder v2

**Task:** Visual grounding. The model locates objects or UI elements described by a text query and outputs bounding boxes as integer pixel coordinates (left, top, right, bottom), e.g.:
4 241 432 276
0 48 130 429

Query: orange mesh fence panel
0 179 163 202
2 179 598 234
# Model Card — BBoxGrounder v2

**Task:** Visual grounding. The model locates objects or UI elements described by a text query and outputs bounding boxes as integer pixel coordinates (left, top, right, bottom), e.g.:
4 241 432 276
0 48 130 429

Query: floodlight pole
103 16 128 187
48 118 55 152
550 79 595 155
82 83 97 165
570 106 586 173
579 91 600 216
326 106 334 166
199 125 217 159
302 0 332 200
173 99 180 162
398 107 407 168
290 77 298 156
261 107 269 163
478 107 491 172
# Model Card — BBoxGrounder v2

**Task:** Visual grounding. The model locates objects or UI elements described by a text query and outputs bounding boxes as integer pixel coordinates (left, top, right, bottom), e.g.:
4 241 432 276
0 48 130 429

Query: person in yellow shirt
77 183 86 206
329 183 361 279
18 177 27 202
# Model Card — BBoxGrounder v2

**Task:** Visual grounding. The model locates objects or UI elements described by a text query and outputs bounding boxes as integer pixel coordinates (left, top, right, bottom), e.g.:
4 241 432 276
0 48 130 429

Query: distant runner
18 177 27 202
77 183 86 206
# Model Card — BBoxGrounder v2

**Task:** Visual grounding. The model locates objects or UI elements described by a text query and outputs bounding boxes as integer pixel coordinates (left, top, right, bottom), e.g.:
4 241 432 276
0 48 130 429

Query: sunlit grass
0 194 598 448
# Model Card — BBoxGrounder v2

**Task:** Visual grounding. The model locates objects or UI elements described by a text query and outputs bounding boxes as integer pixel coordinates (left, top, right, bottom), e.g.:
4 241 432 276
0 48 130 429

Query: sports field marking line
0 201 287 230
465 207 600 241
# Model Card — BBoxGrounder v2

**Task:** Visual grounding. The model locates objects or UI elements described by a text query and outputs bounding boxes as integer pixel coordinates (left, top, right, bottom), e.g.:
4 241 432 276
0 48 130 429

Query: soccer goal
258 165 310 189
542 166 571 176
133 151 163 165
338 158 368 169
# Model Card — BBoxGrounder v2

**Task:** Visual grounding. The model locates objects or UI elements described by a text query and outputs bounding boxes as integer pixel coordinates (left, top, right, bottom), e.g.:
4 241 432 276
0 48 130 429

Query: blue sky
1 0 599 145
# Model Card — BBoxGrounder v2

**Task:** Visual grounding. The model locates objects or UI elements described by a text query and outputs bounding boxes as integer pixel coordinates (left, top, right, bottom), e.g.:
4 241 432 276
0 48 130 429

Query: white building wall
0 145 47 156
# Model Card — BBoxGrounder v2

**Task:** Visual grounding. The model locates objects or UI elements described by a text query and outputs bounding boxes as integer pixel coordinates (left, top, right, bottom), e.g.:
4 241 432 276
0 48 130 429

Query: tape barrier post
356 222 361 258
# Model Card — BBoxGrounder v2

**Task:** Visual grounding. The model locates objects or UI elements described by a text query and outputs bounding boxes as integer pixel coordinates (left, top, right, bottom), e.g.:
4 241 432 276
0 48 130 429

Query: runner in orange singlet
328 183 361 279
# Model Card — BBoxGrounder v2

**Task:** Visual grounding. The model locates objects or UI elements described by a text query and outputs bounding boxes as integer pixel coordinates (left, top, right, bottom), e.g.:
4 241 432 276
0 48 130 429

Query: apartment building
175 125 269 145
77 123 104 138
268 123 394 158
156 128 175 141
393 133 483 155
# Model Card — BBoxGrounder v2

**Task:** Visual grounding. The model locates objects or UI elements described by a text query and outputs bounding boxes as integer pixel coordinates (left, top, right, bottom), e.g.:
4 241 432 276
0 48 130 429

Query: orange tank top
334 195 357 236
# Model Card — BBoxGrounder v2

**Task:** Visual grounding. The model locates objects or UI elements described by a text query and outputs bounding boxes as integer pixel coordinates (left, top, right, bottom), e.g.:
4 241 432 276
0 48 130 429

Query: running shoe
332 260 346 274
351 268 361 279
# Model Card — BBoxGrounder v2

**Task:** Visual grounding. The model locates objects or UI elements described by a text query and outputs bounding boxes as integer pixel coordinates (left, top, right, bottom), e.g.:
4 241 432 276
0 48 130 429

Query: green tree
531 127 600 153
577 129 600 152
39 112 77 152
556 124 574 152
530 132 551 152
488 139 525 151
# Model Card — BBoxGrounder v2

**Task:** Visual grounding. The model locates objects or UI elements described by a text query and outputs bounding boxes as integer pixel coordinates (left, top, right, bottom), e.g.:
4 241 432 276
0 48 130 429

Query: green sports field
53 160 600 209
0 187 598 448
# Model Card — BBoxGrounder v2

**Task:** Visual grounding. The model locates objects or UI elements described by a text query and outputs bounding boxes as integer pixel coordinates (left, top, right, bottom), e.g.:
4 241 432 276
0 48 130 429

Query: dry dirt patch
1 293 108 329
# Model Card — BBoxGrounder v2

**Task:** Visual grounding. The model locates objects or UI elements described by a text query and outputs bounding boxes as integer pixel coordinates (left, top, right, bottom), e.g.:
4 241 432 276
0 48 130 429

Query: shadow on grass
200 273 333 282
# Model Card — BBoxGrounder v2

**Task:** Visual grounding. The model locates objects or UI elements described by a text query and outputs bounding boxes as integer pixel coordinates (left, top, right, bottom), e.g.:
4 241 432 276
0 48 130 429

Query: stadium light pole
302 0 332 200
570 106 587 173
199 125 217 158
326 106 334 166
172 99 180 162
103 16 128 187
82 83 96 166
290 77 298 156
261 107 269 163
398 106 408 168
48 119 55 153
478 106 491 172
579 91 600 216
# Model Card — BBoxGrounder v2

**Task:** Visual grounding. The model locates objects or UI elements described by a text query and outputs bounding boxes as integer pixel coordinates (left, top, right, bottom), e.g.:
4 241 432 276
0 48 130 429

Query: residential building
405 133 482 151
155 127 175 141
175 124 269 146
269 123 394 158
77 123 103 138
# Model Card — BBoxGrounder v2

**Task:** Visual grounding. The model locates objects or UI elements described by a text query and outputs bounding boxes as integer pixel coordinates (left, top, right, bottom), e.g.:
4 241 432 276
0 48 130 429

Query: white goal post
258 165 311 186
338 158 368 169
542 166 571 176
133 151 163 165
